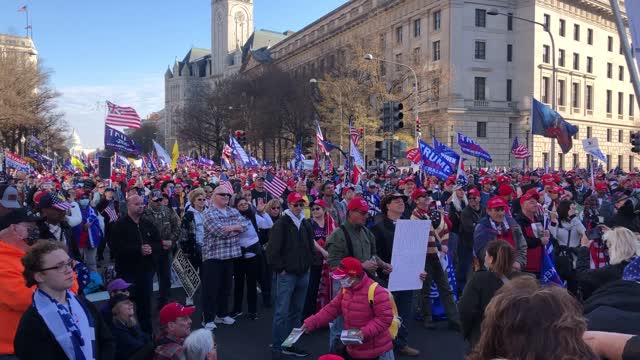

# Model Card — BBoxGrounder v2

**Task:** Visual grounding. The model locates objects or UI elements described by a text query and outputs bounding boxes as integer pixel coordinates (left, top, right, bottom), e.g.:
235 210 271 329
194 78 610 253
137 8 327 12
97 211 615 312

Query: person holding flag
515 191 551 278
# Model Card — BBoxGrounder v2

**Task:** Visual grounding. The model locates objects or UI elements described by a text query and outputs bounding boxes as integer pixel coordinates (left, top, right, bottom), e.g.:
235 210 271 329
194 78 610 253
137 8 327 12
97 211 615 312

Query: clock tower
211 0 254 76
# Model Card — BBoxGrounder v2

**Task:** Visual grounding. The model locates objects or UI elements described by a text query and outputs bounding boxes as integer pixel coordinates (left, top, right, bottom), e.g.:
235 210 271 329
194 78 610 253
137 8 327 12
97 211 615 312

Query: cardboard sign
171 249 200 298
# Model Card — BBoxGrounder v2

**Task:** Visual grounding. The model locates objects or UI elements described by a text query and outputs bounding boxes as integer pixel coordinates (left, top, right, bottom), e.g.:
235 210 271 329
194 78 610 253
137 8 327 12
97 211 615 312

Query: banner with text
419 140 454 180
104 125 140 155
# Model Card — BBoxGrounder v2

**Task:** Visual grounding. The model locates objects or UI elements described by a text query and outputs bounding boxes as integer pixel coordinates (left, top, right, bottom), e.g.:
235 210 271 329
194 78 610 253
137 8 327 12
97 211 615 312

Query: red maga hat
331 257 363 279
159 302 195 325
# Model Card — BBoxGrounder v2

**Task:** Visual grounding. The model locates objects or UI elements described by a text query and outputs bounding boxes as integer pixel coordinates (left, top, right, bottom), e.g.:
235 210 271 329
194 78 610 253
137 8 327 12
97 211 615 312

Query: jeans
121 270 154 333
420 255 459 323
329 279 344 352
378 350 395 360
271 271 310 351
303 264 323 319
391 290 414 349
233 255 259 314
201 258 234 323
154 251 172 307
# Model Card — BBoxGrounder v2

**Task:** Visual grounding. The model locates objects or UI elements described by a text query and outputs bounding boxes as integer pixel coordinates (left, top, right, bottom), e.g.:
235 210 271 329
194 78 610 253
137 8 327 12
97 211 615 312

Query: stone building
0 34 38 64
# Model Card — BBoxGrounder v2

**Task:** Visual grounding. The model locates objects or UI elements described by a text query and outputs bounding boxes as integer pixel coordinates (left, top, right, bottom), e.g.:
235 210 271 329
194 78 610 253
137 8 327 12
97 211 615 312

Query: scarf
33 289 95 360
284 209 305 229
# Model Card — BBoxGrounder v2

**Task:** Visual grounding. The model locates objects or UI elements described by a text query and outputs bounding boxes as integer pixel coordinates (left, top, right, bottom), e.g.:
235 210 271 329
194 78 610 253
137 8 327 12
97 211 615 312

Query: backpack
344 282 401 339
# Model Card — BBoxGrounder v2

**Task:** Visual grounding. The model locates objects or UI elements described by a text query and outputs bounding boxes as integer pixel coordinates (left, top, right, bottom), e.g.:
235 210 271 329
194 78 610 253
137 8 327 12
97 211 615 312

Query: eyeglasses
39 259 74 273
195 198 205 202
271 206 281 210
216 193 232 198
290 202 305 208
311 207 322 211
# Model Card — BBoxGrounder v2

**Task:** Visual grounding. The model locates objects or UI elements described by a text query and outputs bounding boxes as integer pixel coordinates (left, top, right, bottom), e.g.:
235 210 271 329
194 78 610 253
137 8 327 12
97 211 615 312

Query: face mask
79 199 90 207
339 278 355 288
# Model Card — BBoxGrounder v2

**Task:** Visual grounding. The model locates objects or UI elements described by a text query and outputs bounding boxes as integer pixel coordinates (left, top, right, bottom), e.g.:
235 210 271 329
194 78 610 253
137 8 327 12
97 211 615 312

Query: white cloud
56 75 164 149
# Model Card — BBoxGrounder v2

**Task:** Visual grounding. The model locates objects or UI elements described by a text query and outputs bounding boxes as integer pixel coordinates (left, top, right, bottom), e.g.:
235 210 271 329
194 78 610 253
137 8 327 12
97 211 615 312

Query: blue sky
0 0 347 148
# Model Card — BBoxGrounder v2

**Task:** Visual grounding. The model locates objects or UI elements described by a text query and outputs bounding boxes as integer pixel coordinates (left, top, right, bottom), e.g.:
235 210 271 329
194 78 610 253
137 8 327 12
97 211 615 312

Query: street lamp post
488 9 557 170
20 135 26 157
309 78 344 166
364 54 421 146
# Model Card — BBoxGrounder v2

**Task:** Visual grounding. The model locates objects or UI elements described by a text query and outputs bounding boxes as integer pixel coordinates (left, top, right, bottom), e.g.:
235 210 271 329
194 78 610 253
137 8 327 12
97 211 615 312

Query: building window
607 63 613 78
506 79 512 101
432 78 440 100
395 53 402 71
618 92 624 115
433 11 441 31
573 153 579 168
507 44 513 62
620 42 624 55
608 36 613 52
586 85 593 110
543 153 549 167
379 33 386 49
509 123 513 138
573 24 580 41
475 41 486 59
619 129 624 143
507 13 513 31
607 90 613 113
432 41 440 61
543 45 550 63
559 153 565 170
542 76 550 103
474 77 486 100
607 128 612 142
571 82 579 108
559 19 566 36
543 14 550 29
587 56 593 73
572 53 579 70
413 47 421 65
477 122 487 138
587 28 593 45
619 66 624 81
630 156 635 171
414 18 421 37
395 26 403 43
558 49 565 67
587 126 592 138
476 9 487 27
619 155 623 169
607 155 612 171
558 79 565 106
630 94 635 116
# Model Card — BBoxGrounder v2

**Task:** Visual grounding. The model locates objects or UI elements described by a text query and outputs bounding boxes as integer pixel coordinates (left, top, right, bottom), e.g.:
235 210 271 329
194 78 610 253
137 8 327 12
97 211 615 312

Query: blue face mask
79 199 90 207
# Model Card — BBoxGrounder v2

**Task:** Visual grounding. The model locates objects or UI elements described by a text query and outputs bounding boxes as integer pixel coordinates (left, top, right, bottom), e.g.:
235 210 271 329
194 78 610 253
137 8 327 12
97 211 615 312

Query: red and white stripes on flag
104 206 118 223
219 180 234 194
349 121 360 147
511 137 531 159
265 172 287 198
105 101 142 129
315 122 329 155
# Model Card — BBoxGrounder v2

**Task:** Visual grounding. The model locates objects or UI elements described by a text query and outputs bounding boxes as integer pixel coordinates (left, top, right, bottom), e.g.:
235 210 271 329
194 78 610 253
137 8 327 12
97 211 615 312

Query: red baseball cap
498 183 513 196
467 188 480 198
481 177 492 185
596 182 608 192
519 193 538 206
548 185 562 194
331 257 364 279
341 186 354 195
487 196 507 209
411 187 430 200
159 302 195 325
347 197 369 212
310 199 328 208
287 191 306 204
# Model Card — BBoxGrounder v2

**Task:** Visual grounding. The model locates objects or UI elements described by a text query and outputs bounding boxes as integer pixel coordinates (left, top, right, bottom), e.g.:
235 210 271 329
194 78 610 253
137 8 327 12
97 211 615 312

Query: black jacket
110 320 153 360
14 296 115 360
575 246 630 300
110 215 161 276
459 206 484 248
38 220 80 261
371 216 395 266
458 270 531 347
266 213 314 275
584 280 640 335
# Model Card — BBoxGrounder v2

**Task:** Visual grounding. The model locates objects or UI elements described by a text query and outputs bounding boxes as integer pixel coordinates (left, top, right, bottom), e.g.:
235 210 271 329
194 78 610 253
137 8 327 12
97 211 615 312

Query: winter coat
584 280 640 335
266 213 315 275
111 320 153 360
575 246 631 300
473 216 528 269
303 274 393 359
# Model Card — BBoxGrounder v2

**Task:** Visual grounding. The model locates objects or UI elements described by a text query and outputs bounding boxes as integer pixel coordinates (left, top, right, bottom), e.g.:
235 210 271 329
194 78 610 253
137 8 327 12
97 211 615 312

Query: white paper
388 220 431 291
281 327 304 348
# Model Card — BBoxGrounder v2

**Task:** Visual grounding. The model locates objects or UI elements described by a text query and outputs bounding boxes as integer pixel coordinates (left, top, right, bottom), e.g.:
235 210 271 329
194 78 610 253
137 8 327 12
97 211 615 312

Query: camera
586 227 604 243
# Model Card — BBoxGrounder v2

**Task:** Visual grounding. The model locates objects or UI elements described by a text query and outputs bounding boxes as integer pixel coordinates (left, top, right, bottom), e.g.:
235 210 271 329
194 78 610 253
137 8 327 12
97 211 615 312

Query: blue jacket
473 216 528 269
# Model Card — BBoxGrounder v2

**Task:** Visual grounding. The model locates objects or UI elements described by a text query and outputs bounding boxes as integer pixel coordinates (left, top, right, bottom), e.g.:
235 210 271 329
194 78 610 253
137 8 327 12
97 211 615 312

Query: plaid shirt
202 206 249 261
153 335 186 360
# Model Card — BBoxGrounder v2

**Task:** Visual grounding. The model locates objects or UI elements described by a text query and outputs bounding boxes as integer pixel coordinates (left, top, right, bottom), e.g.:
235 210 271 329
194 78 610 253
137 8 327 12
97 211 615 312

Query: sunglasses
195 198 205 202
271 206 281 210
216 193 232 198
311 207 322 211
290 202 305 208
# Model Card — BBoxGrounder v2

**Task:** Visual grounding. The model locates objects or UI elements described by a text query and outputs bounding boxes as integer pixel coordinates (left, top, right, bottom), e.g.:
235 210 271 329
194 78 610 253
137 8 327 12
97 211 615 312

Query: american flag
219 173 234 194
105 101 142 129
104 206 118 223
511 136 531 159
51 193 72 211
265 171 287 198
315 122 329 155
349 120 360 147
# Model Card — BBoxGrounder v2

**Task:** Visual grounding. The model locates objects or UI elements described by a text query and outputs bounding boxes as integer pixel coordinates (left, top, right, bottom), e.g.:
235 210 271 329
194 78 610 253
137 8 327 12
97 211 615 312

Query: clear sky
0 0 347 149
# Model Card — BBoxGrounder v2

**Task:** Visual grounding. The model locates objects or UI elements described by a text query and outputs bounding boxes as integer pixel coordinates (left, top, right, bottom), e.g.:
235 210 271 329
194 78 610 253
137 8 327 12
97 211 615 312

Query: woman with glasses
180 188 208 306
15 241 115 360
231 196 273 320
302 199 335 319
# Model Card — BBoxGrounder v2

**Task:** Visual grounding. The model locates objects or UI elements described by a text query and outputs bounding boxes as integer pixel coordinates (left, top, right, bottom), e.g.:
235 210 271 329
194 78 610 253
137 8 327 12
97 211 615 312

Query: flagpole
24 7 29 38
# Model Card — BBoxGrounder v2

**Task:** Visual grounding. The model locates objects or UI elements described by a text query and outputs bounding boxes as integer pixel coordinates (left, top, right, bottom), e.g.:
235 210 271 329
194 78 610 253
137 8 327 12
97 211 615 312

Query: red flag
105 101 142 129
312 152 320 176
405 147 422 164
352 164 362 185
18 5 27 12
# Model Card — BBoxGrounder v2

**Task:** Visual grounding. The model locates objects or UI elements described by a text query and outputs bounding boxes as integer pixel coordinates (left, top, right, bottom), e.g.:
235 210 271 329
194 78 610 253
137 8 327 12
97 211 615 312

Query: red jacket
304 274 393 359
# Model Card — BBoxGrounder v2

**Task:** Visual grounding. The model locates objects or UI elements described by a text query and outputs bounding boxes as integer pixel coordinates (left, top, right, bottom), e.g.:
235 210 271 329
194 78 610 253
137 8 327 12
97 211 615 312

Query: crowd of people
0 162 639 360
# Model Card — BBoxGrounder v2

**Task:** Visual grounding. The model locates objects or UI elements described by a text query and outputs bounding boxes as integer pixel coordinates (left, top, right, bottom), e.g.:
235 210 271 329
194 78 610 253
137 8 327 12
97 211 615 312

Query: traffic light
375 141 385 159
631 131 640 153
415 119 421 134
235 130 247 146
380 102 392 132
391 101 404 132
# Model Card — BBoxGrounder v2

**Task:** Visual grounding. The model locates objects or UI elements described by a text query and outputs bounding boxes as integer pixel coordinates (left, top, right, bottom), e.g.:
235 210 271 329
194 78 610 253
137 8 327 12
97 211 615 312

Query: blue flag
104 126 140 155
531 98 578 153
430 252 458 320
457 132 492 163
433 137 460 168
541 243 565 287
419 140 454 180
230 135 251 166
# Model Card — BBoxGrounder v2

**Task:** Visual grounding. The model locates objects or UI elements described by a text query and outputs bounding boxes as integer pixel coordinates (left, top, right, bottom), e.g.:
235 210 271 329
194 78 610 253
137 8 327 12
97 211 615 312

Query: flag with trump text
433 137 460 168
419 140 454 180
457 132 492 163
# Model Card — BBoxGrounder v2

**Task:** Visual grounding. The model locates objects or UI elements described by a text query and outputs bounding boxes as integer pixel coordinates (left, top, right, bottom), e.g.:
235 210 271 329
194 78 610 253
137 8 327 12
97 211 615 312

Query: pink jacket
304 274 393 359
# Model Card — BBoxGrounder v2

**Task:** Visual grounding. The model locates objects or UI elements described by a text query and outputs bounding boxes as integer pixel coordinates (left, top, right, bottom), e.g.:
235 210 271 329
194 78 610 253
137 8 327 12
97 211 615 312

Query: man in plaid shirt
201 185 249 330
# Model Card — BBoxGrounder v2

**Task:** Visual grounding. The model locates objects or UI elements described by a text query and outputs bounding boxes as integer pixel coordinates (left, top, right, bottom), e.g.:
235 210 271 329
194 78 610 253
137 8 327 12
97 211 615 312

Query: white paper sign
388 220 431 291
